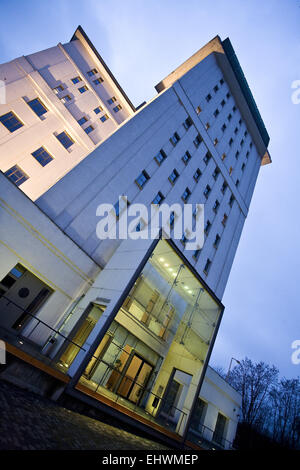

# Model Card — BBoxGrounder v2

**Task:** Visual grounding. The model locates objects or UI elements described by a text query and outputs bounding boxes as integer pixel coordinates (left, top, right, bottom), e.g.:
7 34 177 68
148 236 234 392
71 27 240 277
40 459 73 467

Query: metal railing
188 422 234 449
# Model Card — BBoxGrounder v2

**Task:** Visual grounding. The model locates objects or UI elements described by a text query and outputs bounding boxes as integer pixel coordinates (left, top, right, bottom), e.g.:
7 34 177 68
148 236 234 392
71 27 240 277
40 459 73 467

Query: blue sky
1 0 299 378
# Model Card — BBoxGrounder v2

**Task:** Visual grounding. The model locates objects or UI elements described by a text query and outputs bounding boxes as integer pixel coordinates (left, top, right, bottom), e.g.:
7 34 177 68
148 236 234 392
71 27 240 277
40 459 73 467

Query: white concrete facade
0 26 135 200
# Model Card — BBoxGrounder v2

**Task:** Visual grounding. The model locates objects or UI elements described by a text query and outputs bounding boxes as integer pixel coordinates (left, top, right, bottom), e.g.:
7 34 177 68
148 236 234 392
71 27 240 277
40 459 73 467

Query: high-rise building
0 27 270 449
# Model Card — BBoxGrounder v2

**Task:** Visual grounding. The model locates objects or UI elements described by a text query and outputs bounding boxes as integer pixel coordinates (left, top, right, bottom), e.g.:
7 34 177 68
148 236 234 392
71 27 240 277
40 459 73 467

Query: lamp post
226 357 240 381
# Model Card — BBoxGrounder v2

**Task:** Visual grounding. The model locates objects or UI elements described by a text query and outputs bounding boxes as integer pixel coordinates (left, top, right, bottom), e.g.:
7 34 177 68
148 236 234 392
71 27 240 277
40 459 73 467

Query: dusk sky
1 0 299 378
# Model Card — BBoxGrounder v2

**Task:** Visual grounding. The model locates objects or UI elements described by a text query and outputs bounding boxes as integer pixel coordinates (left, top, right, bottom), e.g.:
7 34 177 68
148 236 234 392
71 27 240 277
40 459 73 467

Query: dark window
170 211 175 226
221 99 226 107
206 93 212 102
222 213 228 226
87 69 98 76
228 113 232 121
234 127 238 135
107 97 117 105
203 185 211 199
240 139 244 147
229 194 235 207
169 169 179 184
226 92 231 99
204 220 211 235
56 131 74 149
235 151 240 160
170 132 180 146
229 138 233 146
183 116 193 130
4 165 28 186
181 187 191 202
94 106 103 114
213 199 220 213
221 123 226 132
71 76 82 84
233 105 237 112
246 150 250 158
78 116 87 126
213 109 219 117
204 151 211 165
221 181 228 194
220 78 224 85
113 105 122 113
196 105 201 114
136 170 150 189
213 234 221 249
0 111 23 132
193 168 202 182
193 249 201 259
236 179 240 187
182 151 191 165
154 149 167 165
241 163 246 172
212 167 220 180
84 125 94 135
27 98 47 117
152 192 165 205
53 85 64 93
100 114 109 122
193 134 202 148
31 147 53 167
204 259 212 275
78 85 88 94
214 85 219 93
93 78 103 85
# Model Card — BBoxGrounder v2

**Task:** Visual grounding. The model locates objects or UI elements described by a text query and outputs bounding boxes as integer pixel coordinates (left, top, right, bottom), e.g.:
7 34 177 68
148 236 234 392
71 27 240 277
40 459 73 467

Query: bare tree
227 357 278 427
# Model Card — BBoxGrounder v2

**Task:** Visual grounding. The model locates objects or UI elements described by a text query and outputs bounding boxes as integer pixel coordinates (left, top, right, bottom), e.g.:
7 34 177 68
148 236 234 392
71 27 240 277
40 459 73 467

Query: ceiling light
159 257 164 262
164 263 169 267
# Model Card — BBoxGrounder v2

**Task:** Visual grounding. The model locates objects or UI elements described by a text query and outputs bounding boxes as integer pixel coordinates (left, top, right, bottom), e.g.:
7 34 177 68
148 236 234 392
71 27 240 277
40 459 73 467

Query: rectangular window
169 211 175 227
204 220 211 235
203 151 211 165
193 168 202 182
93 78 104 85
154 149 167 165
221 99 226 107
236 179 240 187
226 92 231 99
193 134 202 148
229 138 233 146
87 69 98 76
221 123 226 132
4 165 28 186
232 105 237 112
78 116 88 126
193 249 201 259
94 106 103 114
53 85 64 94
234 127 238 135
169 169 179 185
100 114 109 122
228 113 232 121
220 78 224 85
213 109 219 118
241 162 246 171
78 86 88 94
235 150 240 159
113 104 122 113
114 197 129 219
204 258 212 275
229 194 235 207
71 76 82 84
152 192 165 206
56 131 74 149
246 151 250 158
0 111 23 133
240 139 244 147
214 85 219 93
31 147 53 167
135 170 150 189
181 187 191 203
206 93 212 102
222 213 228 226
212 167 220 180
183 116 193 130
84 125 94 135
182 151 191 165
170 132 180 146
203 185 211 199
213 199 220 213
107 97 117 105
27 98 47 117
213 234 221 249
221 181 228 194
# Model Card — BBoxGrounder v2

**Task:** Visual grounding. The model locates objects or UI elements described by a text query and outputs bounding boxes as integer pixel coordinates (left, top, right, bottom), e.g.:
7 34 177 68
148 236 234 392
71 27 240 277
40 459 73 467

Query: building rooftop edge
71 25 136 113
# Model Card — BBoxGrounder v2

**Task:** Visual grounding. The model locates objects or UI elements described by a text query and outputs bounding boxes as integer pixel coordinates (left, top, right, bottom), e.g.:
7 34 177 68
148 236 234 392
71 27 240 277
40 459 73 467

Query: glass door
117 354 153 404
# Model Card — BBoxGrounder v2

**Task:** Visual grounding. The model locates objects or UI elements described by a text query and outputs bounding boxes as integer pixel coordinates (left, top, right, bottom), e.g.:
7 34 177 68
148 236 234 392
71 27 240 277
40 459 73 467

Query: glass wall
77 239 222 437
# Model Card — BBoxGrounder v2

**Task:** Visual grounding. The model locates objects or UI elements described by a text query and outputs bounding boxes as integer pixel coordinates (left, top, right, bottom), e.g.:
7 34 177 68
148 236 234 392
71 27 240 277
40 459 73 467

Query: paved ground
0 379 169 450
